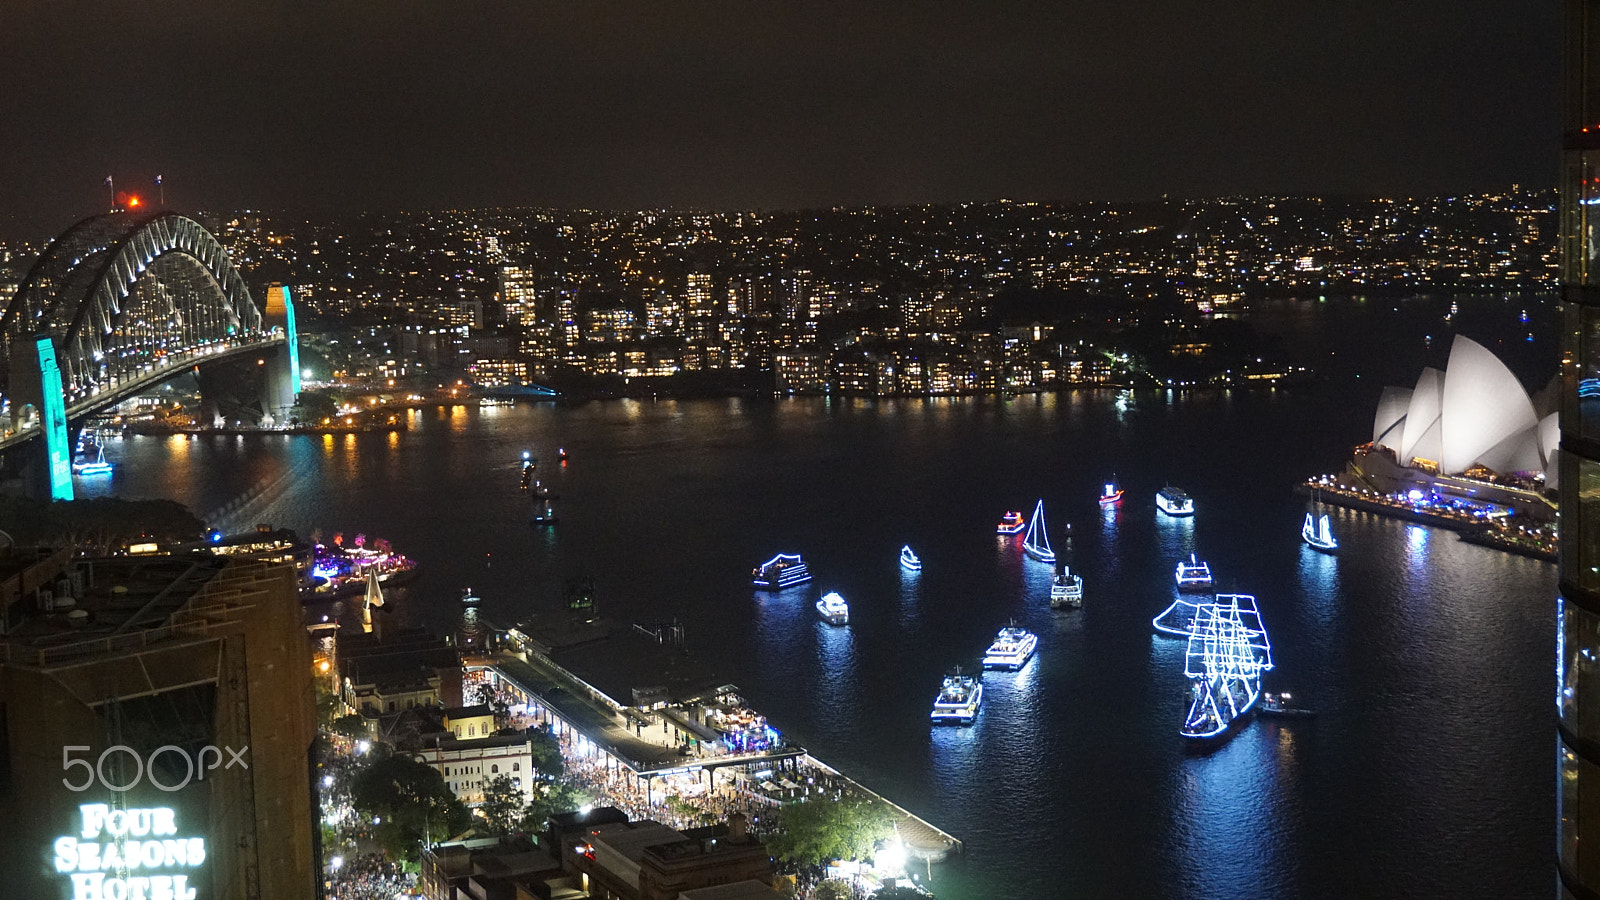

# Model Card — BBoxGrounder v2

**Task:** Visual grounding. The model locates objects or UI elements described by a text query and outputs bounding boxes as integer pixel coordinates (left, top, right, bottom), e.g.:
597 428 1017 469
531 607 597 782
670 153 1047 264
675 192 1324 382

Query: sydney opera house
1349 334 1558 521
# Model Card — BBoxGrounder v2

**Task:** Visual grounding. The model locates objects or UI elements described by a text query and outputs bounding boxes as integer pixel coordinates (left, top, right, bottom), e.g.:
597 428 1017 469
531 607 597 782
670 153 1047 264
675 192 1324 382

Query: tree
764 798 896 868
812 880 854 900
330 714 368 739
525 724 564 780
520 781 586 832
479 774 525 836
349 754 471 860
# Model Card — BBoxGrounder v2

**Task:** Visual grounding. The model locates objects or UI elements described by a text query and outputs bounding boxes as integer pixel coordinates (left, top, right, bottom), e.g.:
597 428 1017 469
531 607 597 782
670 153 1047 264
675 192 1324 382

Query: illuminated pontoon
1050 566 1083 610
1175 554 1213 592
1157 486 1195 517
752 553 812 591
1022 499 1056 563
982 625 1038 670
815 591 849 626
1301 513 1338 552
930 670 983 725
1180 593 1273 742
1099 476 1124 506
900 545 922 571
996 511 1026 534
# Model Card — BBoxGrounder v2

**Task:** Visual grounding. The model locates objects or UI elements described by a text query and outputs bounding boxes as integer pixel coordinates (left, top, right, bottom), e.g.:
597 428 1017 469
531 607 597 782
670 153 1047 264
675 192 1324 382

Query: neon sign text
53 804 205 900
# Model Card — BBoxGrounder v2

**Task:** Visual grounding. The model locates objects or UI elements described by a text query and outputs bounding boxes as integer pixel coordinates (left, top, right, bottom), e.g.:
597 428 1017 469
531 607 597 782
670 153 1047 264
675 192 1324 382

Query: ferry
1050 566 1084 610
996 511 1026 534
1021 500 1056 563
1175 554 1213 592
1301 512 1337 552
982 625 1038 670
1098 476 1124 506
899 545 922 571
815 591 850 626
753 553 813 591
930 670 983 725
1156 486 1195 517
1257 691 1316 717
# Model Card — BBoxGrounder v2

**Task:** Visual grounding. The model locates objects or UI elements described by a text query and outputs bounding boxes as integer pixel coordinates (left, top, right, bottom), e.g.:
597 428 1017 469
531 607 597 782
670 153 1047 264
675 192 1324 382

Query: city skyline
0 2 1556 238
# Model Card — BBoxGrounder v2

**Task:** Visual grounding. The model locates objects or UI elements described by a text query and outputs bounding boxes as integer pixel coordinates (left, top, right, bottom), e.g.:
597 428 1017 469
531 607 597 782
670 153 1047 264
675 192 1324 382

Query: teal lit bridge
0 210 295 498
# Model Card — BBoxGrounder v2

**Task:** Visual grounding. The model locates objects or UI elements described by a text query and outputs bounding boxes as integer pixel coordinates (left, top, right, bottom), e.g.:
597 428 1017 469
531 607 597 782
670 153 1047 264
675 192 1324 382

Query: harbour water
79 294 1557 898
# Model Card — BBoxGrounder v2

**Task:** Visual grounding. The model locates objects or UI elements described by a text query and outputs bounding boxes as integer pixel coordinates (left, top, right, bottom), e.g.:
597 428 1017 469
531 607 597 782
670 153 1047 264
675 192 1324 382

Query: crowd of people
326 852 416 900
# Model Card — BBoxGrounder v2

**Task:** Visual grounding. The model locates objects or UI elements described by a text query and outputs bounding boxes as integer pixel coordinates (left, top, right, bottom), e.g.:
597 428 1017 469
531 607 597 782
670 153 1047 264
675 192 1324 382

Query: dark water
80 295 1558 899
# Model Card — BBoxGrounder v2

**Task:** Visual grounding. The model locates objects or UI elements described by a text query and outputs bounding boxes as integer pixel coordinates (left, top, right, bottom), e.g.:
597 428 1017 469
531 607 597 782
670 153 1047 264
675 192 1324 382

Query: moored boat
815 591 849 625
1157 485 1195 517
982 624 1038 670
753 553 813 591
930 669 983 725
1022 499 1056 563
1050 566 1084 609
899 545 922 571
1302 512 1337 552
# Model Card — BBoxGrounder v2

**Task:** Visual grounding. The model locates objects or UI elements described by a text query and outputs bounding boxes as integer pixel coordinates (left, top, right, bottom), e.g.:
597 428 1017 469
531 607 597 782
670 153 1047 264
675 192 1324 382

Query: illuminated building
1561 2 1600 894
554 810 773 900
772 351 826 394
584 307 637 344
498 265 540 326
0 555 316 899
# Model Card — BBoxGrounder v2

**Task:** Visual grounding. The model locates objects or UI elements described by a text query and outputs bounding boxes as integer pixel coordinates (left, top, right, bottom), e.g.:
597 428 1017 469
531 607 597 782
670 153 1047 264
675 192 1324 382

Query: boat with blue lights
899 545 922 571
1022 500 1056 563
982 625 1038 670
1157 485 1195 517
753 553 812 591
815 591 849 626
72 445 114 476
1050 566 1083 609
1302 512 1337 552
1180 594 1272 745
930 669 983 725
1175 554 1213 592
996 511 1026 534
1098 476 1124 506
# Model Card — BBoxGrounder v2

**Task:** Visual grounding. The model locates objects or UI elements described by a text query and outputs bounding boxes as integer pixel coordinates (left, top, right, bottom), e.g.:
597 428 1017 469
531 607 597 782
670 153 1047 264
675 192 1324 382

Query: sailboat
72 444 113 476
1180 593 1273 743
1302 512 1337 552
1022 499 1056 563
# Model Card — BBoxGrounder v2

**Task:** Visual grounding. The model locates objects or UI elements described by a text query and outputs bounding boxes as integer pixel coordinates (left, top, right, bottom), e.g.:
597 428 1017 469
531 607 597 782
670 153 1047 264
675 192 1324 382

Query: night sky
0 1 1557 237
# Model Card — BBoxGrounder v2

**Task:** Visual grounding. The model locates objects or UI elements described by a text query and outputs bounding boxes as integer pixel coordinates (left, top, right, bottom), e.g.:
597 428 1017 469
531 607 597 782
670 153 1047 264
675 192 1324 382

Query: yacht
899 545 922 571
1175 554 1213 592
982 625 1038 670
930 670 983 725
1098 476 1124 506
1156 486 1195 517
753 553 813 591
1050 566 1084 609
72 445 113 476
996 511 1026 534
1022 499 1056 563
1302 512 1337 552
815 591 849 625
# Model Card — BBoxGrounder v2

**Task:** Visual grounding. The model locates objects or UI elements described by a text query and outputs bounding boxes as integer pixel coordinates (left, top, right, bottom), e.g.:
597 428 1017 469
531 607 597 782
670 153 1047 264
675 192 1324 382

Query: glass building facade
1563 3 1600 897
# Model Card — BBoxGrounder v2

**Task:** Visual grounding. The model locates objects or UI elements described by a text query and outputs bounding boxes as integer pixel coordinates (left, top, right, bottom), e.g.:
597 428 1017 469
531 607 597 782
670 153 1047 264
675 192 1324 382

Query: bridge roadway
480 649 964 860
0 332 285 454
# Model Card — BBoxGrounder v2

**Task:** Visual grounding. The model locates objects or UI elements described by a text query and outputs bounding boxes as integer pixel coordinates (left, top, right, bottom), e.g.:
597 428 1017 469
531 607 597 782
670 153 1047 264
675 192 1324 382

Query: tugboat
1050 566 1084 609
899 545 922 571
1098 476 1124 506
930 669 983 725
752 554 812 591
815 591 850 626
1257 691 1316 717
996 511 1026 535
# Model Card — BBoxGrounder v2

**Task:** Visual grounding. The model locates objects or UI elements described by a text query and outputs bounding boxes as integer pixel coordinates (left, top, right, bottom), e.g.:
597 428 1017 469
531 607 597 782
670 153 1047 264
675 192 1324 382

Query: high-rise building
1561 3 1600 895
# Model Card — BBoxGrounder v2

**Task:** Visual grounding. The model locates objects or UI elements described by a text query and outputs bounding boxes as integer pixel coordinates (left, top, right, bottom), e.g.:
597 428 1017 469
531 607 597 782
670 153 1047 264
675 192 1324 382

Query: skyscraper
1561 2 1600 895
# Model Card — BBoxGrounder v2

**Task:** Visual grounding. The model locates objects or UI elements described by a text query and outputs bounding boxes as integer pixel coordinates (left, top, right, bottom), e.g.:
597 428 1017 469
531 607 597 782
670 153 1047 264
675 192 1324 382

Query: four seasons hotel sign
52 804 206 900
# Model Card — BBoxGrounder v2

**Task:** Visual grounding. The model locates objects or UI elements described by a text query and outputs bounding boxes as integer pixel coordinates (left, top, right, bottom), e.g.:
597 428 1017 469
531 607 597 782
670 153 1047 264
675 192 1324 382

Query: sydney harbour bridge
0 209 296 500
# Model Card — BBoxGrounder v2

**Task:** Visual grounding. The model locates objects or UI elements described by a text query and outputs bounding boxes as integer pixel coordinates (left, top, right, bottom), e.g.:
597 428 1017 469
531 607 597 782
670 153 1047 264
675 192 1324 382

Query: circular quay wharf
477 615 963 862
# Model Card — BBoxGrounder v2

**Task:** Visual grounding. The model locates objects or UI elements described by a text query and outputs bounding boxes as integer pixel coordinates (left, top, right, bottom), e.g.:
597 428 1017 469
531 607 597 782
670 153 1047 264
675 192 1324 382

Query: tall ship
996 511 1026 535
752 553 813 591
815 591 850 626
899 545 922 571
1022 499 1056 563
982 624 1038 670
1174 554 1213 592
1301 512 1338 552
1156 485 1195 517
1098 476 1124 506
1050 566 1084 609
930 669 983 725
1180 594 1273 744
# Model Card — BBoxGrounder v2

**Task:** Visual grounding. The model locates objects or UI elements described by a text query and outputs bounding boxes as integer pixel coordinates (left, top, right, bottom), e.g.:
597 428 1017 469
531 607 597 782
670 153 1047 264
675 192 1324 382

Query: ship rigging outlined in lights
1180 593 1273 743
1022 499 1056 563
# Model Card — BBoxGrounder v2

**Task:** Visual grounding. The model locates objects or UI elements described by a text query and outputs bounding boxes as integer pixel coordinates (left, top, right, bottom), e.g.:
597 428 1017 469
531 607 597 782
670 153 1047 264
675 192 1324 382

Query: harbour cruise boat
930 670 983 725
1098 476 1124 506
1156 485 1195 517
996 511 1026 534
1175 554 1213 592
982 625 1038 670
899 545 922 571
1022 499 1056 563
1050 566 1084 609
1301 512 1338 552
752 553 813 591
1181 594 1273 744
72 445 113 476
815 591 849 626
